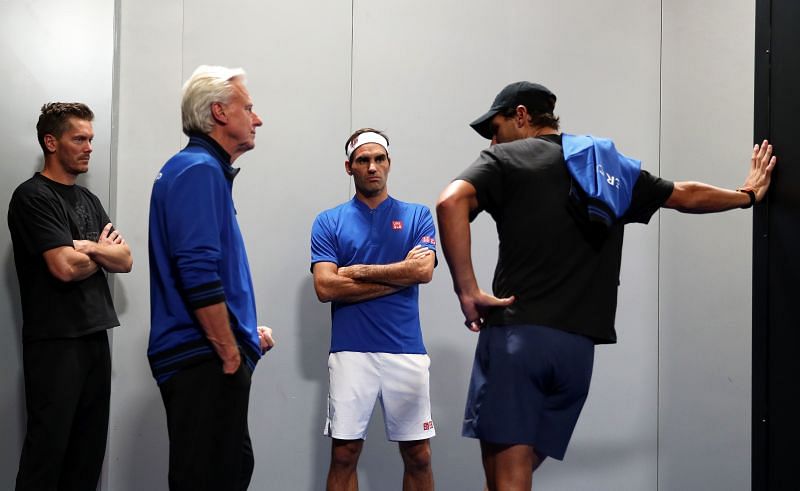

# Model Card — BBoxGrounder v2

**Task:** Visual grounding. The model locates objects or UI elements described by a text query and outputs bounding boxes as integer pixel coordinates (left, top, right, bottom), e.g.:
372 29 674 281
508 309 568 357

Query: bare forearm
44 246 100 282
664 181 751 213
194 302 240 371
665 140 777 213
436 196 479 297
315 274 401 303
340 257 433 287
66 254 99 281
81 242 133 273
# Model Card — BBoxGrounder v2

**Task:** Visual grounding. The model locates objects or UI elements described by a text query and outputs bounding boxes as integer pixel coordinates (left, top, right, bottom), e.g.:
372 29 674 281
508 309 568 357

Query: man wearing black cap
435 81 776 490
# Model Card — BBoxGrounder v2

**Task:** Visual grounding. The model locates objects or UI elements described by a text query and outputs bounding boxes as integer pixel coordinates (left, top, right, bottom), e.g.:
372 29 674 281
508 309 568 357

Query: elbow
418 268 434 285
48 264 79 283
666 181 704 212
313 282 333 303
435 196 455 217
51 269 74 283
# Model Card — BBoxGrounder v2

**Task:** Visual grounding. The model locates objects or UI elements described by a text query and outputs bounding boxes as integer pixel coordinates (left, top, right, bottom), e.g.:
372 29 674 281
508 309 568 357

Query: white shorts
324 352 435 442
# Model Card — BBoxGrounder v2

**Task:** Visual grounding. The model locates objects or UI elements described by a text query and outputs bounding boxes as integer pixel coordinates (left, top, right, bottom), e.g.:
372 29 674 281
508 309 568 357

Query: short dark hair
501 105 560 131
344 127 390 156
36 102 94 153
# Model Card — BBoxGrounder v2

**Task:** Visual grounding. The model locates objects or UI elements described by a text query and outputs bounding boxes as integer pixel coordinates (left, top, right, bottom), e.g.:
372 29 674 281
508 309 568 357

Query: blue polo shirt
311 196 436 354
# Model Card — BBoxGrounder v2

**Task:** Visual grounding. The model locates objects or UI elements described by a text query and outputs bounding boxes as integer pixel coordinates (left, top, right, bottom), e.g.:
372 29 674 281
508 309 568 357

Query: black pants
159 358 254 491
16 330 111 491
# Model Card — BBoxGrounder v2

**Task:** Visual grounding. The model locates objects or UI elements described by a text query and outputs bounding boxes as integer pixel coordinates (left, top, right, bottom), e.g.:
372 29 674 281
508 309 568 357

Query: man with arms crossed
436 81 776 490
148 65 274 491
312 128 437 491
8 102 133 490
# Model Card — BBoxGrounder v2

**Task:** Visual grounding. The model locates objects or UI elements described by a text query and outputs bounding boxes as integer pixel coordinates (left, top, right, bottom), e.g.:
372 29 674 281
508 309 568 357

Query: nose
86 141 93 153
368 162 377 173
252 112 263 127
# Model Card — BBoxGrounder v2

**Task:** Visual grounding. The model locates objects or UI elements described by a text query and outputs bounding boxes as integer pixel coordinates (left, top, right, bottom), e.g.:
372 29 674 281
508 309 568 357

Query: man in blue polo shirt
311 128 437 491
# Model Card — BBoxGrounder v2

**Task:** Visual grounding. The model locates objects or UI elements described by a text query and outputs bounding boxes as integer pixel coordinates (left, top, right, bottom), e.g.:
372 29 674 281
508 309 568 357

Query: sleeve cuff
183 280 226 309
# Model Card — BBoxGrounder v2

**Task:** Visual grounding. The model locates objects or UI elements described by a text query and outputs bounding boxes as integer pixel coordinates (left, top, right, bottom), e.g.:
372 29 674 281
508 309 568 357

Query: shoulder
316 200 355 219
10 176 55 207
390 198 432 217
164 146 223 176
157 149 225 190
635 169 673 192
498 136 562 158
312 200 353 231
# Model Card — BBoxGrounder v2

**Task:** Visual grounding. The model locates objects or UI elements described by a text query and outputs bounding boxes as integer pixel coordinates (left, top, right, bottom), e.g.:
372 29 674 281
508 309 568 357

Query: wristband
736 188 756 209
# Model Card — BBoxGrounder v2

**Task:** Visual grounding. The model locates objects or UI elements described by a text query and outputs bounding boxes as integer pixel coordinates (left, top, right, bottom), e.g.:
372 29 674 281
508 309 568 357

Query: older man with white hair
148 65 274 491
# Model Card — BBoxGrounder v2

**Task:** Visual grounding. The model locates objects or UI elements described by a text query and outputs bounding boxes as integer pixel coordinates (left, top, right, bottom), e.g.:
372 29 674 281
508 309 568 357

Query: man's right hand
458 289 515 332
222 349 241 374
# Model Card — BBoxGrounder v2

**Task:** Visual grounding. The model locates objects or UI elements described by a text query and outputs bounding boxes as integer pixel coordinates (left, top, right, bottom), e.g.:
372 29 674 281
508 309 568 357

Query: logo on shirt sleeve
421 236 436 246
392 220 403 230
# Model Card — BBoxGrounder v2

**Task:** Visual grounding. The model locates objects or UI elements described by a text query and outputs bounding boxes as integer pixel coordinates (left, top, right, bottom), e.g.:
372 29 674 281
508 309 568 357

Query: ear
515 105 528 128
344 160 352 175
211 102 227 125
43 134 57 153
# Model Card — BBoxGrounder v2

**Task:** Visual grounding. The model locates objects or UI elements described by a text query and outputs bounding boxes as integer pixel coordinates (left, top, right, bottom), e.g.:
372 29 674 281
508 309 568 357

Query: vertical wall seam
103 2 123 489
180 0 185 150
656 0 663 489
348 0 355 199
108 0 122 302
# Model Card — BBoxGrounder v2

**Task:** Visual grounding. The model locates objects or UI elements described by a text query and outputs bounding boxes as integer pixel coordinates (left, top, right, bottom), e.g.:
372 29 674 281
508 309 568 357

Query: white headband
346 132 389 160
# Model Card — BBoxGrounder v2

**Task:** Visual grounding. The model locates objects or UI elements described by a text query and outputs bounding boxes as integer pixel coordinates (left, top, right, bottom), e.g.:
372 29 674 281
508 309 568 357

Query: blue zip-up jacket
562 133 641 228
148 133 260 384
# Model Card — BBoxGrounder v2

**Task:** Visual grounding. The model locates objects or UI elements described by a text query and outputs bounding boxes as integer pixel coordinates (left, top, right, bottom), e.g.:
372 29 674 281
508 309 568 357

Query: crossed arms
313 245 435 303
43 222 133 282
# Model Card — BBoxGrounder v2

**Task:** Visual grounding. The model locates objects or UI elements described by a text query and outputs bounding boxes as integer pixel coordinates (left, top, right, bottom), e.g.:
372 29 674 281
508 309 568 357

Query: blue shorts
462 324 594 460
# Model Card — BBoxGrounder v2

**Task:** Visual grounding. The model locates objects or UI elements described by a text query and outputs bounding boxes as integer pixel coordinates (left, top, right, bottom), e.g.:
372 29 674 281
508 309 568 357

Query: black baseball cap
470 81 557 139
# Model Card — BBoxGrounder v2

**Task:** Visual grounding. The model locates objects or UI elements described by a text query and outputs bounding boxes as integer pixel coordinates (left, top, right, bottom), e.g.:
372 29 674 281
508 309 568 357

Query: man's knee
399 440 432 473
330 439 363 470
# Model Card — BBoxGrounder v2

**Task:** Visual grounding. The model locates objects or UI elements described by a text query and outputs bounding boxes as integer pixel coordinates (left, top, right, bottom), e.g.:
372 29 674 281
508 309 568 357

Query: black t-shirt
457 134 674 343
7 173 119 341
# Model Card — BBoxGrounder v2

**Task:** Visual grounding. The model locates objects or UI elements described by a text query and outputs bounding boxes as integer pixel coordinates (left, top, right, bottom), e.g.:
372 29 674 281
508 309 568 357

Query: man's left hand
258 325 275 354
741 139 777 202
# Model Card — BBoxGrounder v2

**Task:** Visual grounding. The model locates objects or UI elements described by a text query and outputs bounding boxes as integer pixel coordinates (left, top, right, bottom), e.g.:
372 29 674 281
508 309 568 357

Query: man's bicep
10 196 73 254
42 245 92 281
312 261 338 278
310 215 339 266
42 246 73 269
450 179 480 211
312 261 340 301
166 167 226 286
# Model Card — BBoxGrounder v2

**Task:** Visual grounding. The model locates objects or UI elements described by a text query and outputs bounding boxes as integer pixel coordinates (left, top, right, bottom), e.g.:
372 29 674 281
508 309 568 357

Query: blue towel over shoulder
562 133 641 228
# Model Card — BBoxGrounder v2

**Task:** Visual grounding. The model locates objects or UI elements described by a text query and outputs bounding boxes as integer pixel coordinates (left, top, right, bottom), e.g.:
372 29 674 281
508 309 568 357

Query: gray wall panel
1 0 756 489
182 3 353 490
0 0 114 487
659 1 755 490
350 1 662 489
106 1 183 489
111 1 353 489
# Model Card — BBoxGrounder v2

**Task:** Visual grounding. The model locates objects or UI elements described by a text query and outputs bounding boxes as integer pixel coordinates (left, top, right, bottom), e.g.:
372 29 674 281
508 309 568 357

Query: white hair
181 65 246 135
